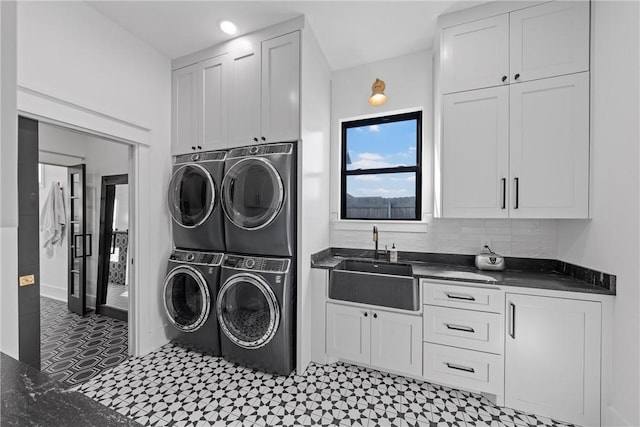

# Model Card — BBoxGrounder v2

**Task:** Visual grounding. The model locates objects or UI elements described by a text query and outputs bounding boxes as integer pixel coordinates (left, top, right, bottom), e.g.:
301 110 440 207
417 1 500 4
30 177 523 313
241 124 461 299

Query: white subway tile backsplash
329 218 558 259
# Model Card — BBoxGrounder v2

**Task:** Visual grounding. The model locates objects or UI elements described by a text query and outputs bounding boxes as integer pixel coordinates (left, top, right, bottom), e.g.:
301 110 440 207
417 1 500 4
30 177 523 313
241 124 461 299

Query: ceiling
88 1 480 71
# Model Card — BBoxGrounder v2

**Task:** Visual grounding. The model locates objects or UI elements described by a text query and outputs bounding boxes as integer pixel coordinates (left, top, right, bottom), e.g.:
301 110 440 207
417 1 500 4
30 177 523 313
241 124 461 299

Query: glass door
68 164 90 316
221 159 284 230
163 266 211 332
217 274 280 348
168 164 215 228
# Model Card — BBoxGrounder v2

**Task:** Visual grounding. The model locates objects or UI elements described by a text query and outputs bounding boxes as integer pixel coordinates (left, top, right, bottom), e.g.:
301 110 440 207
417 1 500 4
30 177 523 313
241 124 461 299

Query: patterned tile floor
40 296 129 387
75 343 578 427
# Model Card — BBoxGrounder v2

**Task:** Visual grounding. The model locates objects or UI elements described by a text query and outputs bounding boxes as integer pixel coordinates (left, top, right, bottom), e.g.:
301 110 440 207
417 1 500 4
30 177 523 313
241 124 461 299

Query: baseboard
40 283 67 302
606 405 634 427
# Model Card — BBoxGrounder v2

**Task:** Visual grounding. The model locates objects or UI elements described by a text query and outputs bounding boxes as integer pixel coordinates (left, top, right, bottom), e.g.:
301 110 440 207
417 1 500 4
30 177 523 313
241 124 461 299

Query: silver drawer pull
445 292 476 301
445 363 475 374
445 323 475 333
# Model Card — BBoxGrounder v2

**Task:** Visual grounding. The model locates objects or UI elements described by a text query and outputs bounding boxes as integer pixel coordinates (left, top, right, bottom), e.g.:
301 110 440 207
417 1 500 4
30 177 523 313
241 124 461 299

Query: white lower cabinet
423 342 503 395
421 279 505 400
326 302 370 365
370 309 422 377
423 305 503 354
326 302 422 377
504 294 602 427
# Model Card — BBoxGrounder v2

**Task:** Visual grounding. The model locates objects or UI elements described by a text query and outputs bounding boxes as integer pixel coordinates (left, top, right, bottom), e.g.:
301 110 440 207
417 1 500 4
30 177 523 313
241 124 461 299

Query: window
341 111 422 220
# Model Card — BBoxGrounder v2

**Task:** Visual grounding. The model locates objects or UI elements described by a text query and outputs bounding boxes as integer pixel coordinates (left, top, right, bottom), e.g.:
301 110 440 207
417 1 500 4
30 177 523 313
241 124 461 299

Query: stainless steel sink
329 259 419 311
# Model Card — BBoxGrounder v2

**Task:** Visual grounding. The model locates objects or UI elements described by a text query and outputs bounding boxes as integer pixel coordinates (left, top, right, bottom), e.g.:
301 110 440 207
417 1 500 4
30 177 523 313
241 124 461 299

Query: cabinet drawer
423 342 504 396
423 306 503 354
422 280 503 313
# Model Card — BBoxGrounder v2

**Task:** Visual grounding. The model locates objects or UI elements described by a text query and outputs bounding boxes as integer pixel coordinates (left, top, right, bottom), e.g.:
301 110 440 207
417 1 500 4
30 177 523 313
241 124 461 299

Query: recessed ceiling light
219 20 237 35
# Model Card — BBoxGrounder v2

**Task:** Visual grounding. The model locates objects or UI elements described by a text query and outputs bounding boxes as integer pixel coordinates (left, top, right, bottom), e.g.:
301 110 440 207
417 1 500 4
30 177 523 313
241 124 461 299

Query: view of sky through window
345 119 417 198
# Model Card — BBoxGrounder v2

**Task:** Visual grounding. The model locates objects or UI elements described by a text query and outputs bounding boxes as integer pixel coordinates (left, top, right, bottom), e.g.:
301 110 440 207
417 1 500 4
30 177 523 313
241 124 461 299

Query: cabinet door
370 310 422 377
227 46 261 148
261 32 300 143
441 14 509 94
510 1 590 83
442 86 509 218
326 303 370 365
505 294 601 427
510 72 589 218
198 54 228 151
172 64 199 155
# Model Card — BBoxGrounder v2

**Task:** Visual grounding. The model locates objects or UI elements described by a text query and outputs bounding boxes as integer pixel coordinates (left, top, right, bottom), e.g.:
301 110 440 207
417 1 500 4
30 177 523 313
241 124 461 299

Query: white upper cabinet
199 54 229 151
442 1 590 94
510 1 590 83
172 64 199 154
438 1 591 218
172 30 301 154
261 32 300 144
227 46 261 147
505 293 601 427
228 31 300 148
510 72 590 218
441 14 509 94
442 86 510 218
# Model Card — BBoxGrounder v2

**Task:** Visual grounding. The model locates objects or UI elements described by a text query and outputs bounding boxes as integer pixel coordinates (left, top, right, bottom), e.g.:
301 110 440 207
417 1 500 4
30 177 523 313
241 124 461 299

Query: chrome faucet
373 225 379 260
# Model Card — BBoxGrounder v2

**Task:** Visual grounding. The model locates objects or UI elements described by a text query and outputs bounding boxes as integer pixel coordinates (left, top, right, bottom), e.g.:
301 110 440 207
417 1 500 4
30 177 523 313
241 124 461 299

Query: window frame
340 110 423 221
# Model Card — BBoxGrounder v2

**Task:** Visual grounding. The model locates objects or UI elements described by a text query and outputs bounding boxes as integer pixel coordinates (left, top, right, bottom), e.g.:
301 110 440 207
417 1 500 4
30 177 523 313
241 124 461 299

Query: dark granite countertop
311 247 616 296
1 353 139 427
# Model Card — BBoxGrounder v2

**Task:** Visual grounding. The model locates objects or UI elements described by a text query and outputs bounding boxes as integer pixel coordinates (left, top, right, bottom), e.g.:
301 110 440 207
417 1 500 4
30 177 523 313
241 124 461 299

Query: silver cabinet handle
445 292 475 302
514 177 519 209
445 324 475 333
501 178 506 209
446 363 475 373
509 302 516 339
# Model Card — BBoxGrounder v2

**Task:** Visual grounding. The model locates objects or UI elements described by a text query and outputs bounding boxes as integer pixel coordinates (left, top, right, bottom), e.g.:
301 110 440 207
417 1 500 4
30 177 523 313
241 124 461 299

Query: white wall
556 2 640 425
298 24 332 370
113 185 129 231
0 0 19 359
38 164 69 302
16 1 173 356
329 51 559 258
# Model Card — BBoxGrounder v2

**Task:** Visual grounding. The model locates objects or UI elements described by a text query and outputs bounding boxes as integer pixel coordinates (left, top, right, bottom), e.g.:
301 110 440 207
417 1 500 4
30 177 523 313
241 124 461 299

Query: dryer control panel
171 249 223 266
223 255 290 273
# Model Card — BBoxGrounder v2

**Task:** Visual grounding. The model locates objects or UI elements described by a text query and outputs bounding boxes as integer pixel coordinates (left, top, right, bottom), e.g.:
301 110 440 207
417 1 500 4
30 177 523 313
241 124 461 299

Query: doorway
22 118 133 386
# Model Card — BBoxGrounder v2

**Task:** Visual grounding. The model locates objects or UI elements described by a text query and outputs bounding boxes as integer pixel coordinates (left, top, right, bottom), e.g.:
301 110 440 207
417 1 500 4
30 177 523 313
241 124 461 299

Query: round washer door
217 273 280 349
163 265 211 332
221 158 284 230
168 164 216 228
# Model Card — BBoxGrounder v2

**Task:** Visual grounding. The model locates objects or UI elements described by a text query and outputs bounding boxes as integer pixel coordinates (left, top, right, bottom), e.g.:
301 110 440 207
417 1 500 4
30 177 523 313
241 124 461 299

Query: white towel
40 182 66 258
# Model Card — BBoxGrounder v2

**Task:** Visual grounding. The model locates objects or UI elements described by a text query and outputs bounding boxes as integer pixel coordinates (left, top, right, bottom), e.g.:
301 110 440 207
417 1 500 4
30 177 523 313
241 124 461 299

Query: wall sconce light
368 78 387 106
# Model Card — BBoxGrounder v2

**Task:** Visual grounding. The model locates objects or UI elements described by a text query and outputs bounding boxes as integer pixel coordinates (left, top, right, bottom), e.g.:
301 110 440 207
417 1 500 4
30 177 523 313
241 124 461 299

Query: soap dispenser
389 243 398 263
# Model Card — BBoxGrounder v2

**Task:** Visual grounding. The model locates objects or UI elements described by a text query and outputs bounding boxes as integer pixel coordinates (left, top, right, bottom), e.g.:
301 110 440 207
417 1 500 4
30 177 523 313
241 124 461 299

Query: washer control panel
223 254 290 273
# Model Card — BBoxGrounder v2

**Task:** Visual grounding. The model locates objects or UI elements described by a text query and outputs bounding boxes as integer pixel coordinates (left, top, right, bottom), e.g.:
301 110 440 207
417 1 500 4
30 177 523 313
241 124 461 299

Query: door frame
17 88 152 358
96 174 128 322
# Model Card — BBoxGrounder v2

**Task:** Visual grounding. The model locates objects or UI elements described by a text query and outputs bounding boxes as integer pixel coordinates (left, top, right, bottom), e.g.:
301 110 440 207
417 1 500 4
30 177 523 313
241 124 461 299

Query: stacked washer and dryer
163 143 296 376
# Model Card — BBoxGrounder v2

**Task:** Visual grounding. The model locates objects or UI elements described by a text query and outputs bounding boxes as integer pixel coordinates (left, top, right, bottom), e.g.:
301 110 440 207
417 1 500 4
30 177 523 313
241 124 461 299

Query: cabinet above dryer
172 29 300 156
